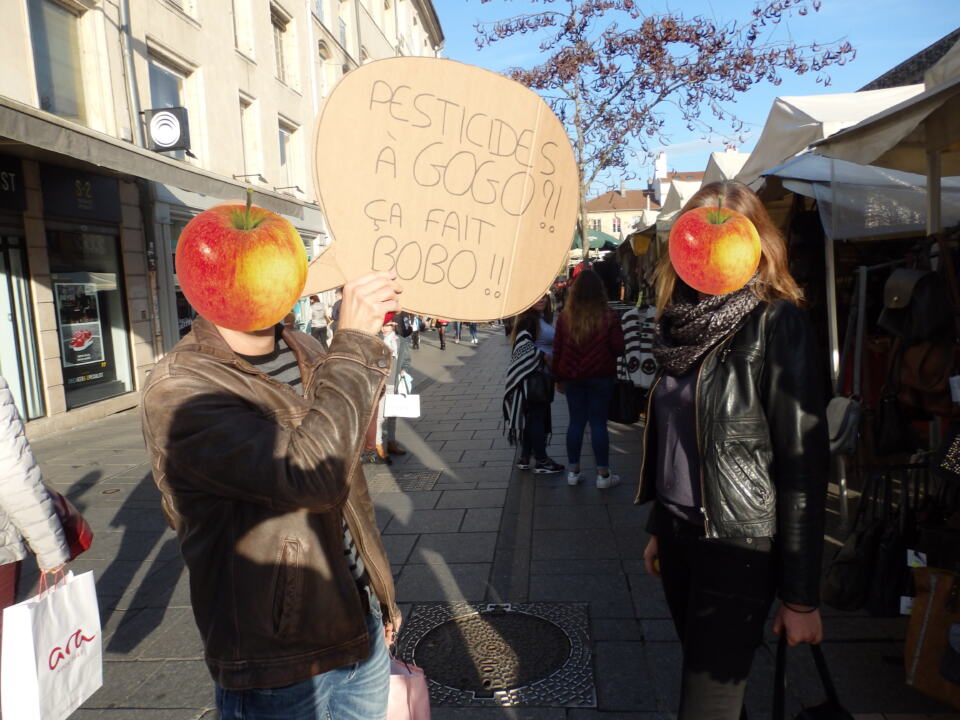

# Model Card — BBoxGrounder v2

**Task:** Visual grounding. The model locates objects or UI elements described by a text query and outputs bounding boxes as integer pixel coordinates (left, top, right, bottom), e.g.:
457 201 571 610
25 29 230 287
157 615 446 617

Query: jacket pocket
718 439 775 513
272 538 303 638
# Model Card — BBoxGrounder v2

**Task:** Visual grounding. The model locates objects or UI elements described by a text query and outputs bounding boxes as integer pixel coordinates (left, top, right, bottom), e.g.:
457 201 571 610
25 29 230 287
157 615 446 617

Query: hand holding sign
304 57 578 321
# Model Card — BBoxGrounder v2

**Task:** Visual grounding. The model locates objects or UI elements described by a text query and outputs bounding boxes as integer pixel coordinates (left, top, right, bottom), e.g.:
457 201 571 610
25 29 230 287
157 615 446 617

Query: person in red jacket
553 269 626 489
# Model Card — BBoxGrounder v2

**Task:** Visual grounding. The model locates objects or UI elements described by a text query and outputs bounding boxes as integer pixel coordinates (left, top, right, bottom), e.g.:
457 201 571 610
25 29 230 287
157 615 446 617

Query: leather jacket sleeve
760 302 829 606
142 330 389 516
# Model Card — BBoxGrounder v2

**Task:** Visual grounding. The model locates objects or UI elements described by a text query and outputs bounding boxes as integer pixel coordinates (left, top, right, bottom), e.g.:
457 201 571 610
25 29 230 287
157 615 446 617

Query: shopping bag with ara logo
1 571 103 720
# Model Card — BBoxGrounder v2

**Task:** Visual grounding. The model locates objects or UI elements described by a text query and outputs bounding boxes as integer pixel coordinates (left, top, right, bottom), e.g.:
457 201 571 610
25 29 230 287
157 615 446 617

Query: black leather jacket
635 300 829 606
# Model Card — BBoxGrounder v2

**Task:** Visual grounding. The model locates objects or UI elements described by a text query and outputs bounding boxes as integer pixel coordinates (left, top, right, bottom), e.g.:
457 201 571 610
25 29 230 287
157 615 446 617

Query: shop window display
47 230 133 409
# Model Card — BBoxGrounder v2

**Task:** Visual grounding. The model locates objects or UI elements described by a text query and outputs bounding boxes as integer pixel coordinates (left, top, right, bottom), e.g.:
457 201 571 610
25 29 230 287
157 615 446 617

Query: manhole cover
396 602 595 707
365 471 440 492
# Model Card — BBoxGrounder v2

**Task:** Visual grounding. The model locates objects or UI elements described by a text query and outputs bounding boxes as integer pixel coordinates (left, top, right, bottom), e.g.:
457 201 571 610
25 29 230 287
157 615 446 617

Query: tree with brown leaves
475 0 855 242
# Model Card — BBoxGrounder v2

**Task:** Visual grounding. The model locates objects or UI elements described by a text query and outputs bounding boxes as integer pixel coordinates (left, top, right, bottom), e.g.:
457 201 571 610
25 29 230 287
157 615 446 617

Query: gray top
653 370 703 524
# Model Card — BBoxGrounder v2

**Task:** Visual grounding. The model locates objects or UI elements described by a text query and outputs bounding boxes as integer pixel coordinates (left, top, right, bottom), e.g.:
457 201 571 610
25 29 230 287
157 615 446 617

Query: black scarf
653 283 760 376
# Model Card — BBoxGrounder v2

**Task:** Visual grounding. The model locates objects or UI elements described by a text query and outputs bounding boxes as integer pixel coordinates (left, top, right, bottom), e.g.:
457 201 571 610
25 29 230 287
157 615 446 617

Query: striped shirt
238 330 368 587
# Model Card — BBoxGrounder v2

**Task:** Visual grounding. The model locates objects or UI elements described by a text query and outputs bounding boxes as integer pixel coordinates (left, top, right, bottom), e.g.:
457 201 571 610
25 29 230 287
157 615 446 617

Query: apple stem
244 188 253 230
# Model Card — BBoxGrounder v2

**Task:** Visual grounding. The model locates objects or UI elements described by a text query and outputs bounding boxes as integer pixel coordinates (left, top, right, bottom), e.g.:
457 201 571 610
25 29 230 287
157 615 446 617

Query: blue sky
435 0 959 190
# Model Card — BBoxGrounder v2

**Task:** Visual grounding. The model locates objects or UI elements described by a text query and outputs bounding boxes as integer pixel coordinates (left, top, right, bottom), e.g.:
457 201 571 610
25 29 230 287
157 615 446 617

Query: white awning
0 96 305 218
735 85 925 187
810 75 960 176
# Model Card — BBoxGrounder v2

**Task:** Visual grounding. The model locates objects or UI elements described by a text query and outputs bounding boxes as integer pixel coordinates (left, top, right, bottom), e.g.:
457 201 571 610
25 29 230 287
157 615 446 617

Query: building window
314 0 325 21
239 97 258 177
271 14 287 83
0 236 44 420
318 41 333 96
589 218 601 232
612 217 621 234
277 120 298 190
339 18 348 48
47 231 133 410
232 0 255 57
148 57 187 160
27 0 86 122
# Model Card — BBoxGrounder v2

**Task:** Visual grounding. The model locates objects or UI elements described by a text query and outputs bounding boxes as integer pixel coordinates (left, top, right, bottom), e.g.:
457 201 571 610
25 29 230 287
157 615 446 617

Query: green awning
572 229 619 250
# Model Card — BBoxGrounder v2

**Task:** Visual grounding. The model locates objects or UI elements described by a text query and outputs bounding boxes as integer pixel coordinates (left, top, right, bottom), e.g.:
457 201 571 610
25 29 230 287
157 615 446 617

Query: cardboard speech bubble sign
304 57 578 321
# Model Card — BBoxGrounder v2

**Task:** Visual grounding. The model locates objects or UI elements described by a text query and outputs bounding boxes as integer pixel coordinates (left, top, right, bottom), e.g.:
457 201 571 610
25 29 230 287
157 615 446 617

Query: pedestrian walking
640 181 829 720
504 308 564 475
376 318 410 458
410 314 422 350
452 321 462 343
329 286 343 334
553 270 625 488
141 271 402 720
436 318 448 350
0 376 70 684
468 322 479 345
309 294 329 351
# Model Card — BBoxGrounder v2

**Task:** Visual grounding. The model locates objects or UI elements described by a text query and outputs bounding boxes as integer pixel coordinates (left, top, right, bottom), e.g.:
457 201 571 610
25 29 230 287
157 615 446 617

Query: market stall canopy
810 54 960 175
0 96 305 218
703 151 749 185
762 153 960 239
735 85 925 188
655 179 702 238
572 228 619 250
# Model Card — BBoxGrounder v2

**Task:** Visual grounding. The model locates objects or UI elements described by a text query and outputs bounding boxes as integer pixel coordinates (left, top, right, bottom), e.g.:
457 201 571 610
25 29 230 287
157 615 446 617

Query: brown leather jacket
141 317 400 690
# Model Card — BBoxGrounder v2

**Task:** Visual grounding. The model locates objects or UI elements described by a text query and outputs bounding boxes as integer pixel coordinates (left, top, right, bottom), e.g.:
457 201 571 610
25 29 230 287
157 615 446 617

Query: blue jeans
565 377 614 469
216 609 390 720
469 323 478 341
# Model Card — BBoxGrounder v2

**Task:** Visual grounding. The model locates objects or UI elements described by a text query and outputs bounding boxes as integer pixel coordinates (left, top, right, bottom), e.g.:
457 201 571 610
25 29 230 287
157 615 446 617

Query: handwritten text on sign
311 57 578 320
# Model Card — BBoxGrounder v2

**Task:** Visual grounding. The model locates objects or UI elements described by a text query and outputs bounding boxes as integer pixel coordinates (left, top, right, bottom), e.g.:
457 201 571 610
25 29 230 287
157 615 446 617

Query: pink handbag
388 657 430 720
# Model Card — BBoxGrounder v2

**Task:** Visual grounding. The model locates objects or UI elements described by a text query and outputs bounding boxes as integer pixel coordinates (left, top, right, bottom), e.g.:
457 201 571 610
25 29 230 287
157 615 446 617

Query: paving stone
411 532 498 563
533 505 610 530
395 563 491 602
531 529 618 560
442 438 495 451
529 559 623 575
528 573 635 617
461 507 503 532
436 488 507 508
382 533 419 567
374 490 442 511
593 641 661 711
591 617 645 642
628 574 673 619
384 508 465 534
425 430 477 441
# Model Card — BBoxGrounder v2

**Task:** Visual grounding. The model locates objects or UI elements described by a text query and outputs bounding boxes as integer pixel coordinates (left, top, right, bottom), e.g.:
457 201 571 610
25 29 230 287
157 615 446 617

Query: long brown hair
561 269 610 344
655 181 802 316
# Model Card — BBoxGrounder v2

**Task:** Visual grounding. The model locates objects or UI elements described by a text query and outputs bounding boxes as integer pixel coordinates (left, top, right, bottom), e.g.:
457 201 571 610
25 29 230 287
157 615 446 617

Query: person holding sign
638 181 828 720
142 195 403 720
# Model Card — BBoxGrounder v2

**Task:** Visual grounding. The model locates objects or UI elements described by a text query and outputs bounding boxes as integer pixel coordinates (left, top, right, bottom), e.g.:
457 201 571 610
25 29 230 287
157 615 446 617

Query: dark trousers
311 326 329 351
412 330 420 349
652 503 776 720
521 403 550 462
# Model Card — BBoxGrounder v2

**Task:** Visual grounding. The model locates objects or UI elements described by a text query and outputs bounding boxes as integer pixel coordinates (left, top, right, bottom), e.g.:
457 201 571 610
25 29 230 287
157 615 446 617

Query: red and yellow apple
175 196 307 331
668 206 761 296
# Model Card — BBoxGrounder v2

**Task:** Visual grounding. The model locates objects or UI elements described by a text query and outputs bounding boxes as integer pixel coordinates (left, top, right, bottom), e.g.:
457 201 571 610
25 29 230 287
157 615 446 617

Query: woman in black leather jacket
638 181 829 719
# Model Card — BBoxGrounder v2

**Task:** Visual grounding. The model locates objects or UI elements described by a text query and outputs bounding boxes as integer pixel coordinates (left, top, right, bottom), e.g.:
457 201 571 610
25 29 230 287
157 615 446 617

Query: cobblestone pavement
25 324 960 719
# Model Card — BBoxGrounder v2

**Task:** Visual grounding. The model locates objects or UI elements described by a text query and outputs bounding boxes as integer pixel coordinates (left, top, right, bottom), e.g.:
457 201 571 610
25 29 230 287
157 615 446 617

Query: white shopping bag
384 393 421 418
2 571 103 720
